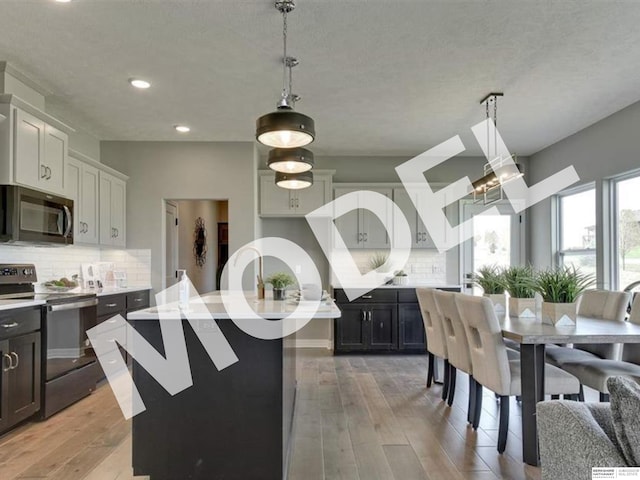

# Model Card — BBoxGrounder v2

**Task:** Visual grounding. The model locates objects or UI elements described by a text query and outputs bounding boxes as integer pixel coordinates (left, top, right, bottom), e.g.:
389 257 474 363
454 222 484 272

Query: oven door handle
63 205 73 238
48 298 98 312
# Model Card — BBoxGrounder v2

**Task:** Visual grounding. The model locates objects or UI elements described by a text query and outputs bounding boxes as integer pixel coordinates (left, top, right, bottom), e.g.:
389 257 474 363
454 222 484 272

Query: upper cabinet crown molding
69 148 129 181
0 61 53 98
0 94 75 134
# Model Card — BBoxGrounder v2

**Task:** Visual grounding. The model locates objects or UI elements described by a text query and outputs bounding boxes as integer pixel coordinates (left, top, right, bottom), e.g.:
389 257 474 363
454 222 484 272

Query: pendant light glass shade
275 170 313 190
267 147 314 173
256 109 315 148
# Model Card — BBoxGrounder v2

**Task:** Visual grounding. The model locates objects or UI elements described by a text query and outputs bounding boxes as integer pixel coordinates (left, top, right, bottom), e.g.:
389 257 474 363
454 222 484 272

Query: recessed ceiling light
174 125 190 133
55 0 72 3
128 78 151 89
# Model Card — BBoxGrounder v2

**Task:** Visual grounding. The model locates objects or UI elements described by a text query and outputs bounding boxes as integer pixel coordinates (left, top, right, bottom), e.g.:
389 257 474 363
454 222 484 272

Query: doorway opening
164 199 229 294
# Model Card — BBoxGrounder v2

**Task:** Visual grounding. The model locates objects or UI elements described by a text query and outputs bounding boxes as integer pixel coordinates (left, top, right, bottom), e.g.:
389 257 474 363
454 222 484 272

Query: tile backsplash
331 249 447 285
0 245 151 287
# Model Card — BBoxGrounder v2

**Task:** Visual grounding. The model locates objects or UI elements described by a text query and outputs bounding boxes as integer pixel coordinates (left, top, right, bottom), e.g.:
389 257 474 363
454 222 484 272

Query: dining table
499 314 640 466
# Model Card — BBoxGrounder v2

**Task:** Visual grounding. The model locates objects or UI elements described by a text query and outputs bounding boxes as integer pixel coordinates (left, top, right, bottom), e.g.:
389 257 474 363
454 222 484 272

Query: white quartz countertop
34 286 152 297
87 286 151 297
332 284 462 290
127 291 341 320
0 299 46 311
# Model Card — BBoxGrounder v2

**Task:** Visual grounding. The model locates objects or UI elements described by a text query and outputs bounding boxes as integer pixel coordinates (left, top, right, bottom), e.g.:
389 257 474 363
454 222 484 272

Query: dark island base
131 319 296 480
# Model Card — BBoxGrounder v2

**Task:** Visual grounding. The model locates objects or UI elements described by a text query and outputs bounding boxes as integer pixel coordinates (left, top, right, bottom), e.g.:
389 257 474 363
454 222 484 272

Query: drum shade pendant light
275 170 313 190
267 147 314 173
256 0 315 150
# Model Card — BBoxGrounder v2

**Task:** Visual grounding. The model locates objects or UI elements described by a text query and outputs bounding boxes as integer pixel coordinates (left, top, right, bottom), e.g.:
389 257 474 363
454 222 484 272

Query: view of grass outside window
558 188 596 278
616 174 640 289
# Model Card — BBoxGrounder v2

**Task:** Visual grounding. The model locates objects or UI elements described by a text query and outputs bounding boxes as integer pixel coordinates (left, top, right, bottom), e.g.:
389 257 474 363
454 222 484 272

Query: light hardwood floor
0 351 550 480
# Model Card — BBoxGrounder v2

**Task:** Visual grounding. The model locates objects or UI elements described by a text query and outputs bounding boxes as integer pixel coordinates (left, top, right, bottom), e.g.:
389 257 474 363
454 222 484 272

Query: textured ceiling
1 0 640 156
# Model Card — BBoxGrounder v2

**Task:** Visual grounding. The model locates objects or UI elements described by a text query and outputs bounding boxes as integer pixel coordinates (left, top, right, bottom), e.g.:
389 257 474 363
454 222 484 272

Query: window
614 173 640 290
557 187 596 277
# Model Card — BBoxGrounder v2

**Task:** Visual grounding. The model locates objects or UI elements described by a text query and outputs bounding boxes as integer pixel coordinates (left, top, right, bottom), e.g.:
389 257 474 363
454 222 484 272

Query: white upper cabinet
65 154 99 245
333 187 393 249
259 170 333 217
393 188 436 249
0 98 72 197
13 108 67 196
99 171 126 247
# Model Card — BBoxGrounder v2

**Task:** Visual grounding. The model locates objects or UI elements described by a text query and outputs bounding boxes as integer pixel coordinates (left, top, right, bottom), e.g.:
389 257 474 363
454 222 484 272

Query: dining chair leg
447 366 457 406
578 385 585 402
442 359 450 401
468 376 476 424
426 353 435 388
497 396 510 454
600 392 610 402
472 382 483 430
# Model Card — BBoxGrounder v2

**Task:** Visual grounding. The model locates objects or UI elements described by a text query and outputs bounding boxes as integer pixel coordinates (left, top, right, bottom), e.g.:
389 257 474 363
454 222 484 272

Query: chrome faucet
234 246 265 299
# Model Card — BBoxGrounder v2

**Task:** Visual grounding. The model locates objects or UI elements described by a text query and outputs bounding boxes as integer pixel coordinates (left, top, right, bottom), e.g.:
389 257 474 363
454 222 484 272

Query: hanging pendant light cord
281 9 289 102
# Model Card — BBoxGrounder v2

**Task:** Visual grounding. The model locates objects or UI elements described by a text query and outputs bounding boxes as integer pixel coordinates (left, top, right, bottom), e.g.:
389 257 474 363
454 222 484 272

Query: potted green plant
393 269 409 285
502 265 538 318
474 265 506 313
264 272 296 301
535 266 595 325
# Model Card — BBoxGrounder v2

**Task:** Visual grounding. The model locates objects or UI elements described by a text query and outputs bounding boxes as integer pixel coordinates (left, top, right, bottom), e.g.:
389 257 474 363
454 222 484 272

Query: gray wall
176 200 220 294
529 99 640 287
101 141 258 295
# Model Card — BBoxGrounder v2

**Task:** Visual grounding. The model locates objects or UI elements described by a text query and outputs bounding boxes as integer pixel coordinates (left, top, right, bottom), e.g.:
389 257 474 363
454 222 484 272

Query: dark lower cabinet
367 304 397 350
334 287 460 354
335 304 368 351
398 303 426 351
96 290 150 378
0 313 41 434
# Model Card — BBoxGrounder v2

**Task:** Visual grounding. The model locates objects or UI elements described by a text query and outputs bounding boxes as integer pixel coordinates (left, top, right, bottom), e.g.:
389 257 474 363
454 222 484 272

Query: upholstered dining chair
416 288 449 391
545 290 630 372
433 290 477 423
455 294 581 453
560 294 640 402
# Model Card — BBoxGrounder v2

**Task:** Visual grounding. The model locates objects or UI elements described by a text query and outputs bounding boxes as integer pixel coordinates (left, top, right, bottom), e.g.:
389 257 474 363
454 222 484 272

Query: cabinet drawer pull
46 166 52 179
105 303 118 308
40 165 48 178
363 232 368 242
367 311 372 322
10 352 19 369
134 298 143 302
1 322 18 329
361 295 373 299
2 353 11 372
361 310 366 321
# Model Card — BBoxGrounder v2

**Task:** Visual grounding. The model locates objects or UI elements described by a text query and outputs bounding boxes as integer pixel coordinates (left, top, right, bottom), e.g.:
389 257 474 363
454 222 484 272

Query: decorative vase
272 288 286 301
484 293 506 315
509 297 536 318
541 301 577 326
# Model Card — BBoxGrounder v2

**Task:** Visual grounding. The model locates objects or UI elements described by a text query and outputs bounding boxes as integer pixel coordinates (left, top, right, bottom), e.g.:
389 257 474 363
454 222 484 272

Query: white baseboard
294 339 332 350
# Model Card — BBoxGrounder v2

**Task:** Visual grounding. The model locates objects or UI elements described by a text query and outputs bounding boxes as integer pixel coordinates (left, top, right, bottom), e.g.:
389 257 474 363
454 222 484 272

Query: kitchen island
126 291 340 480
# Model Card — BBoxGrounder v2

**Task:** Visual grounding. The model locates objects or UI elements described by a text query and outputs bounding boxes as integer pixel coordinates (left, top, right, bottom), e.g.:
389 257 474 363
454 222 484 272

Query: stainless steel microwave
0 185 73 244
